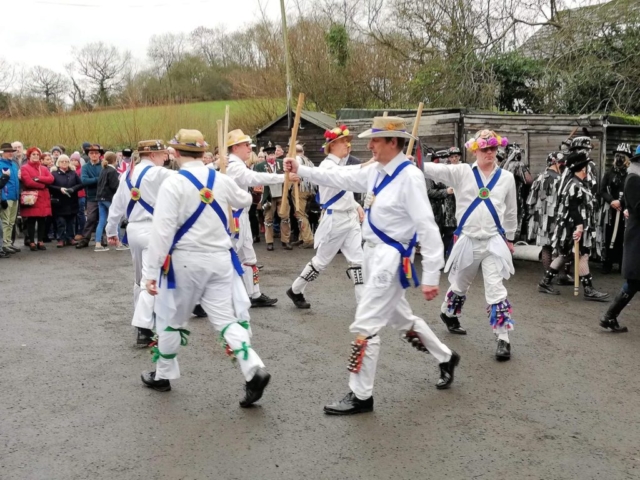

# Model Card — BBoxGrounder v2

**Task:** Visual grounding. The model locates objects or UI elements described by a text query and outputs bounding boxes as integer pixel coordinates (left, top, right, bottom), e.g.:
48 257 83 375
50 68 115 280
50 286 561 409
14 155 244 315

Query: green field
0 99 282 152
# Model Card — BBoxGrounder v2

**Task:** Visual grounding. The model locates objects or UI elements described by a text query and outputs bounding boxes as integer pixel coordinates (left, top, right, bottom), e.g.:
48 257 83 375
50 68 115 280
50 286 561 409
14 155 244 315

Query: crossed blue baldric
160 169 244 289
122 165 154 245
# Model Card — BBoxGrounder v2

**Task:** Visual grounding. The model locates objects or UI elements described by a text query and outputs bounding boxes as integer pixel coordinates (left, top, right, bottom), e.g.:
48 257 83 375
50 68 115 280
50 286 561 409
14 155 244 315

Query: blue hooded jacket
0 157 20 201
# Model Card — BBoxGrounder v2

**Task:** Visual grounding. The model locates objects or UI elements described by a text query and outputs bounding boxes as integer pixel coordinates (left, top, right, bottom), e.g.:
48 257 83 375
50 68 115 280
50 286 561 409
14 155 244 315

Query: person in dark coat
20 147 55 250
94 151 121 252
48 155 84 247
600 152 640 332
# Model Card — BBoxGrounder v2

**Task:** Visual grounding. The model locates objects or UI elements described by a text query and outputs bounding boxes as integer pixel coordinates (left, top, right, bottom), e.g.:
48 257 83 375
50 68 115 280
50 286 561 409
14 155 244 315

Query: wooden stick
279 92 304 217
406 102 424 156
574 240 580 296
217 120 226 174
382 111 388 117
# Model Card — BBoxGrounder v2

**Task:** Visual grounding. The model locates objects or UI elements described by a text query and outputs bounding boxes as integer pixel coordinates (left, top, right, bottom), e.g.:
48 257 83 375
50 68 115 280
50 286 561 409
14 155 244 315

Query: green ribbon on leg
219 320 250 341
165 326 191 346
232 342 251 361
151 346 178 363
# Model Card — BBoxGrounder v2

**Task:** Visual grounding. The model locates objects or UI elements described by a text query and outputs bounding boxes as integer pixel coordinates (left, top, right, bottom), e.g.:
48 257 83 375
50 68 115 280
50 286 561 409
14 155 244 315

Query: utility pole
279 0 293 129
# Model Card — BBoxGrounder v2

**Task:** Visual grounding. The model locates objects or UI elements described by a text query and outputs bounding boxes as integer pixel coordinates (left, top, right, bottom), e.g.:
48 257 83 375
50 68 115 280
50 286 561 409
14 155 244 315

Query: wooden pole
279 92 304 217
217 120 226 174
574 240 580 296
406 102 424 157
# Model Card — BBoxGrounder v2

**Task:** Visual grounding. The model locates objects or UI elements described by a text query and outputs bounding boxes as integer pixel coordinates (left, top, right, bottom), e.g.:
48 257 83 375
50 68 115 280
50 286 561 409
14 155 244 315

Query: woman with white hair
48 154 84 247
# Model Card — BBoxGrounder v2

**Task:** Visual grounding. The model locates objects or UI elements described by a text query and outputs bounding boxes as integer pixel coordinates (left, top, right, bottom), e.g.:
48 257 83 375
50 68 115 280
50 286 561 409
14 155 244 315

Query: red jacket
20 161 55 217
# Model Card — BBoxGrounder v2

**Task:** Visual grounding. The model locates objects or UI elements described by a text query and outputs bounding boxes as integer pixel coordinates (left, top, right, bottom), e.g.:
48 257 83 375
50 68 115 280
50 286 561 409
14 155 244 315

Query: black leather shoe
538 281 560 295
251 293 278 307
324 391 373 415
600 289 631 332
75 239 89 249
282 242 293 250
192 304 207 317
136 328 155 347
141 371 171 392
2 247 14 255
287 287 310 309
436 351 460 389
253 236 261 244
266 243 274 251
440 313 467 335
0 251 9 259
495 340 511 361
8 245 21 253
240 368 271 408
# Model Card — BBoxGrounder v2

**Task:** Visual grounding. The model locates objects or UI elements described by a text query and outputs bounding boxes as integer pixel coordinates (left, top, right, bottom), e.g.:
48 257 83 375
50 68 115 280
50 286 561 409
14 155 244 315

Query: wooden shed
338 109 640 178
255 110 337 165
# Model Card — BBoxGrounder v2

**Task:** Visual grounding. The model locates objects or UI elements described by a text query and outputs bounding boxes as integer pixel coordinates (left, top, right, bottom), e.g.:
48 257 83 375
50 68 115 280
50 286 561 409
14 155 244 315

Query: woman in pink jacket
20 147 54 251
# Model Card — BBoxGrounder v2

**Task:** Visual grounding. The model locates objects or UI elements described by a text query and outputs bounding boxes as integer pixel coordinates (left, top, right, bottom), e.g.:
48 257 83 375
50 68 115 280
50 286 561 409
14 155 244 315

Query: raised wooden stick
574 240 580 296
406 102 424 156
279 92 304 217
217 120 226 174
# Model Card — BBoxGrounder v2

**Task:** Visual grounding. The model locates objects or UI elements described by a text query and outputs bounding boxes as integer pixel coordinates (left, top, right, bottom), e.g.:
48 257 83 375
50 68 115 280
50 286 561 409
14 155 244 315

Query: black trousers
81 201 99 241
249 203 260 239
25 217 46 243
56 214 76 241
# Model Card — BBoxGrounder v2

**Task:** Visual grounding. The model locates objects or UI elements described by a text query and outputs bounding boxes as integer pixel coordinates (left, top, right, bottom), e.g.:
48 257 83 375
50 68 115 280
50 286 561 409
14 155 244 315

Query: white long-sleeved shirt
106 159 176 237
146 161 252 281
316 154 360 212
226 153 284 191
423 161 518 241
298 153 443 285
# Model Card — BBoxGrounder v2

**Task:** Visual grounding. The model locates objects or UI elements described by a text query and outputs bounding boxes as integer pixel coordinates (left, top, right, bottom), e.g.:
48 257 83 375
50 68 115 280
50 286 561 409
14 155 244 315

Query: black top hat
263 141 276 154
566 151 590 172
122 148 133 157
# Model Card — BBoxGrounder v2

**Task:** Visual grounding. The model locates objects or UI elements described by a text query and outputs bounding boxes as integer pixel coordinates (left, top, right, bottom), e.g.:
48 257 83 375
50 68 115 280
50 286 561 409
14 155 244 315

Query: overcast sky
5 0 283 73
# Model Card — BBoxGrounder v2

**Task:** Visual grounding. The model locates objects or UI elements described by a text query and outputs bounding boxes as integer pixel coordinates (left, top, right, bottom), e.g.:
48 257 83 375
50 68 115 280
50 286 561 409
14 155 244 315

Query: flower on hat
465 132 509 152
323 125 351 151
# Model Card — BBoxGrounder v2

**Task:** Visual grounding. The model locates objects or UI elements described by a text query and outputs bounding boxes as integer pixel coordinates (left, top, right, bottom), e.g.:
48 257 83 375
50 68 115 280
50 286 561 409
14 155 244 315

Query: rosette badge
131 187 142 201
322 124 353 154
200 188 214 204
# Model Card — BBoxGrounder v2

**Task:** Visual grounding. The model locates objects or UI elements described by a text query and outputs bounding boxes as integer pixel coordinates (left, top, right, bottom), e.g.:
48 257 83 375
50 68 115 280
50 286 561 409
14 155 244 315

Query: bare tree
72 42 131 106
28 66 68 108
0 57 15 93
148 33 188 75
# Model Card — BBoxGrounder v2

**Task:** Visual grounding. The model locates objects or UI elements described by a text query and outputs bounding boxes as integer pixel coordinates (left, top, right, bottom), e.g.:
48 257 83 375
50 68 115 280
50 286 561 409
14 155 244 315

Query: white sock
498 332 510 343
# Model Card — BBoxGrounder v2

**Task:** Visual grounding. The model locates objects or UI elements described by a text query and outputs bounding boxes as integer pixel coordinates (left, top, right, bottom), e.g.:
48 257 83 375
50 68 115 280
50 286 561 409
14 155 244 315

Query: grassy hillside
0 99 282 152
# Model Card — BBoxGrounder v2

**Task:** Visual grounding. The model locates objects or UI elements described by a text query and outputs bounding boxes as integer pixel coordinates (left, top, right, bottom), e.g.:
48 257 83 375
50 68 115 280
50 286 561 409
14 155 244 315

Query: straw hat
169 129 208 153
227 129 253 148
357 116 417 140
137 139 167 153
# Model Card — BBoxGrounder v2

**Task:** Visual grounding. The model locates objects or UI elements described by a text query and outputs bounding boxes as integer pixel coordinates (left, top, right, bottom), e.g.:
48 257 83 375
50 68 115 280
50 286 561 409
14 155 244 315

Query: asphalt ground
1 240 639 480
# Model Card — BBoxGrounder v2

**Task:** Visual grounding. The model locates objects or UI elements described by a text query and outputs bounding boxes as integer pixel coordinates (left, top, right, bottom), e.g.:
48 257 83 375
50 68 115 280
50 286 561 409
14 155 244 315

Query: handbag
21 190 39 206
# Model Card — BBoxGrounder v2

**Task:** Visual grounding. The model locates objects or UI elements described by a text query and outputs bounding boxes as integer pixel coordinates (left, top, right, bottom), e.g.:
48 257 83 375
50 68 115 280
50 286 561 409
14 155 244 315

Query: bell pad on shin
402 330 429 353
347 336 374 373
300 262 320 282
346 266 364 285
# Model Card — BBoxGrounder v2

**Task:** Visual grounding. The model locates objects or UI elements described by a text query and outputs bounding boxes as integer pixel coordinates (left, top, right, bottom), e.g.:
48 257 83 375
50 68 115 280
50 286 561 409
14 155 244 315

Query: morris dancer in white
286 125 365 309
226 129 284 308
285 117 459 415
107 140 175 346
423 130 517 361
141 129 270 407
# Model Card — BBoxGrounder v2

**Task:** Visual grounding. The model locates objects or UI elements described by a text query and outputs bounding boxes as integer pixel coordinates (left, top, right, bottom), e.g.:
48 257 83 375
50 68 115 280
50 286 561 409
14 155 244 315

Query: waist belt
160 169 243 289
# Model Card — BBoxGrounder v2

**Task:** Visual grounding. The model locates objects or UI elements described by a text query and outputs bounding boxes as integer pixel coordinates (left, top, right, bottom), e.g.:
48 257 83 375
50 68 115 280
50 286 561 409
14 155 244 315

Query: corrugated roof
257 110 336 133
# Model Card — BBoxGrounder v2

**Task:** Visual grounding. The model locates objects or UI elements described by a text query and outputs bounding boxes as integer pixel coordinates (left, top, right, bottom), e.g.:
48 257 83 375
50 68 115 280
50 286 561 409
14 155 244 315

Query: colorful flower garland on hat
323 125 350 150
465 135 508 152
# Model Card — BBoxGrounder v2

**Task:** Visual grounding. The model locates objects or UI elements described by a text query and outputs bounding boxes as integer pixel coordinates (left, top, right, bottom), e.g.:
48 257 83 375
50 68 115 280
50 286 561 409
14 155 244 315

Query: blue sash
453 167 506 239
160 169 243 289
318 190 346 214
366 160 419 289
232 208 243 239
125 165 154 218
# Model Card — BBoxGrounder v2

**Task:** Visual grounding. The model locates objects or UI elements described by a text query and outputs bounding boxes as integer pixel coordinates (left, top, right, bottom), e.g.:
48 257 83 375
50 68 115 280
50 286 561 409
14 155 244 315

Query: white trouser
127 221 155 330
441 236 512 336
154 250 264 382
232 210 261 300
292 210 364 301
348 243 452 400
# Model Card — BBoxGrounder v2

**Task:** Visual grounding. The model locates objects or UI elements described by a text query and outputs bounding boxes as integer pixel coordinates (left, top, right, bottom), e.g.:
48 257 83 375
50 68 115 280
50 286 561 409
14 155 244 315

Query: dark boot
286 287 310 309
136 328 155 347
600 289 631 332
440 313 467 335
266 243 274 251
436 351 460 389
538 270 560 295
141 371 171 392
495 339 511 361
75 239 89 249
192 304 207 318
324 391 374 415
239 368 271 408
282 242 293 250
251 293 278 307
581 275 610 302
557 273 574 286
